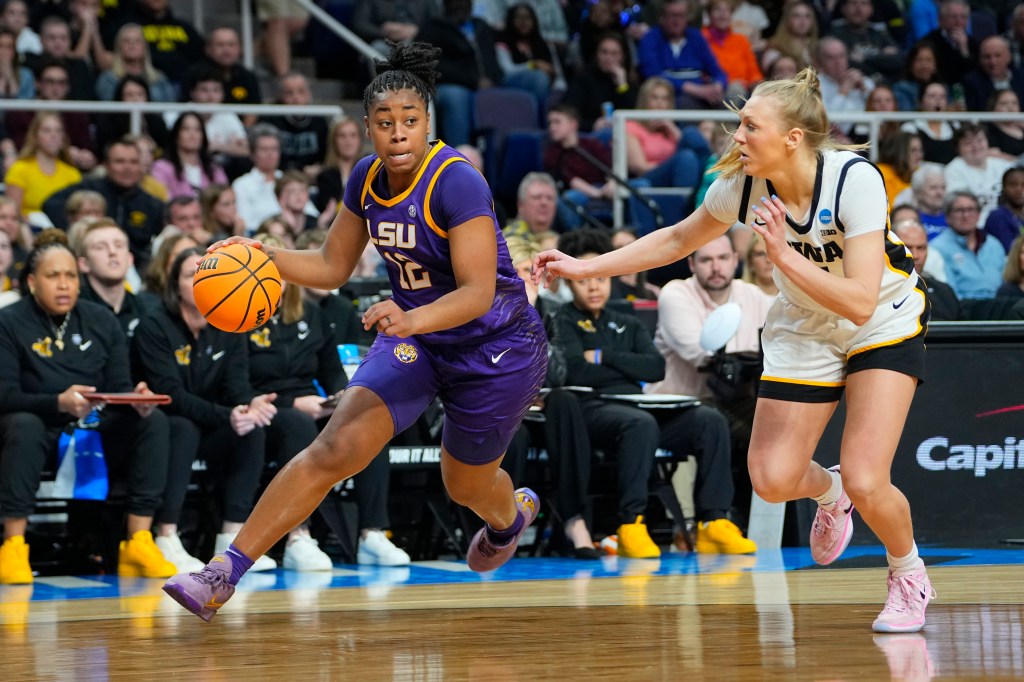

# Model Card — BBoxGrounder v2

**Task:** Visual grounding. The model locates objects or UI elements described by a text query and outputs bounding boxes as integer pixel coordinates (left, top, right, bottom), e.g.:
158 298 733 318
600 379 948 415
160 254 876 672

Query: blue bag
52 411 108 501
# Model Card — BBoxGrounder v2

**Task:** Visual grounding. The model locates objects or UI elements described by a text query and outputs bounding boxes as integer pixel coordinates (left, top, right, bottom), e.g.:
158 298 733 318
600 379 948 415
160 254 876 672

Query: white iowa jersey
704 150 919 315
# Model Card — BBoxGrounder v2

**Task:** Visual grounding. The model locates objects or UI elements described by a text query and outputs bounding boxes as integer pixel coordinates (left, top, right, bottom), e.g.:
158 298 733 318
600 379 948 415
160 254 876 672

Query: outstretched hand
749 195 789 264
203 235 264 259
531 249 588 288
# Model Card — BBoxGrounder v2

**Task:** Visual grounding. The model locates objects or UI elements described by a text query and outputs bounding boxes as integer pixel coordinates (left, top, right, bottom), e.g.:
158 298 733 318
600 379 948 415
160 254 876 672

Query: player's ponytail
362 41 442 113
711 67 867 179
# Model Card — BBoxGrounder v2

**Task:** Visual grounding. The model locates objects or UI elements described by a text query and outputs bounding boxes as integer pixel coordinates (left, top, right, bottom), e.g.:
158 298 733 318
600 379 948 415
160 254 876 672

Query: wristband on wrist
594 348 602 364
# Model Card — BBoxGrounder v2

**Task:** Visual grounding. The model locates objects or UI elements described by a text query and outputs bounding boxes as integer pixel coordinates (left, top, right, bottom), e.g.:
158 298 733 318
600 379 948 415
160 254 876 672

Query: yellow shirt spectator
4 157 82 218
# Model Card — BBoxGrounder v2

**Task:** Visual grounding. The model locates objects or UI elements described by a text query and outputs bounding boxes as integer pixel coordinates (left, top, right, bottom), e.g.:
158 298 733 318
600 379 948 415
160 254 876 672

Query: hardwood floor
2 561 1022 680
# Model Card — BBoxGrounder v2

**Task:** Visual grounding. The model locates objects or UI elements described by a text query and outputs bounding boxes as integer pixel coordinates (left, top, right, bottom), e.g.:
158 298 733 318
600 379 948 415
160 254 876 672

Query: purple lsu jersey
343 142 529 345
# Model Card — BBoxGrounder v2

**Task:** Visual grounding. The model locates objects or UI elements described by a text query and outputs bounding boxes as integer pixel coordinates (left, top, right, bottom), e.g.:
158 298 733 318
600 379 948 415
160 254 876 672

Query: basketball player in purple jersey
163 42 548 621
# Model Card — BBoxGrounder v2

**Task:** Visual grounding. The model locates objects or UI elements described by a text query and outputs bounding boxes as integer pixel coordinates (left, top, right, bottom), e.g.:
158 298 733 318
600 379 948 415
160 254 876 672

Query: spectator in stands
256 0 308 78
891 217 961 320
2 0 42 58
649 234 771 529
637 0 728 109
44 138 165 271
610 228 660 300
741 232 778 296
0 230 174 584
576 0 629 67
274 170 322 237
95 23 175 102
4 61 96 171
0 26 35 98
75 218 156 338
624 77 706 214
64 189 106 226
292 229 362 344
232 124 286 233
171 67 250 170
500 236 602 559
850 84 900 147
479 0 571 47
129 133 170 202
761 0 819 72
931 190 1007 300
764 54 799 80
985 89 1024 159
702 0 762 100
901 80 958 164
905 163 949 239
1007 4 1024 71
183 27 261 128
922 0 977 87
151 112 230 201
876 132 924 210
828 0 902 84
564 32 637 133
122 0 203 88
163 196 205 245
351 0 438 54
260 73 328 177
999 235 1024 299
944 123 1014 222
94 75 170 153
964 36 1024 113
815 37 873 137
503 171 559 244
25 16 95 100
67 0 113 71
134 248 278 573
3 112 82 221
544 104 653 233
141 232 198 308
985 166 1024 253
0 229 18 308
314 117 364 217
199 184 246 243
495 3 565 103
893 43 940 113
255 215 296 249
417 0 506 148
0 197 30 286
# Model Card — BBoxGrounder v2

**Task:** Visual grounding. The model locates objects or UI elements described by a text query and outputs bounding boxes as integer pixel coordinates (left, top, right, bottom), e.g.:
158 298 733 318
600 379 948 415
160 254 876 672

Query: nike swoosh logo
79 340 93 351
364 204 372 211
297 330 310 340
843 504 853 515
491 348 511 364
205 597 226 609
893 295 911 310
610 324 626 334
211 351 226 361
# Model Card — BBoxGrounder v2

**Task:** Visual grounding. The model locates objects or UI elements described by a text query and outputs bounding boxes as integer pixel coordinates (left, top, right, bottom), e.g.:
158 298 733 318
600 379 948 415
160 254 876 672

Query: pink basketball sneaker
872 566 935 633
810 465 854 565
466 488 539 572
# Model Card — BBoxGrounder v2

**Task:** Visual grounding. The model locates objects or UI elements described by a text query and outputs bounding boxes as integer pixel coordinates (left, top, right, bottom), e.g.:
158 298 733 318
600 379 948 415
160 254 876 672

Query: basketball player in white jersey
534 68 934 633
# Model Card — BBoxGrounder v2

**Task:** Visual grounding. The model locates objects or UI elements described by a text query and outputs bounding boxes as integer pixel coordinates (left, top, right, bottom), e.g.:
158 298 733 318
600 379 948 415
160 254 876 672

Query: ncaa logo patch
394 343 418 364
818 208 833 225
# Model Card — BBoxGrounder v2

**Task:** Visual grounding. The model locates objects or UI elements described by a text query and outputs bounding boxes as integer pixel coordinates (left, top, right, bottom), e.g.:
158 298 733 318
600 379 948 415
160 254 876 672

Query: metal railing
610 109 1021 225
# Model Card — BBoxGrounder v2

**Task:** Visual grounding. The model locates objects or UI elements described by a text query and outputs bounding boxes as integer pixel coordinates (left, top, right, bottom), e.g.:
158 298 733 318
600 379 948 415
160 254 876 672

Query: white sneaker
357 530 411 566
154 534 205 573
214 532 278 572
283 535 333 572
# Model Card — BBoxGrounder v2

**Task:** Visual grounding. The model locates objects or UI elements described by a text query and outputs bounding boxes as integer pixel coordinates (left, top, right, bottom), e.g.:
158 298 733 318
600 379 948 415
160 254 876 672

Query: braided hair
362 41 442 113
22 228 76 296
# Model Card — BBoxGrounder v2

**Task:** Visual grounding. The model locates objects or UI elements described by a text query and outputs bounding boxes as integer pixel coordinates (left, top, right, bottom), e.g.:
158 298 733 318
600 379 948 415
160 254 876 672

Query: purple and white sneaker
466 488 540 573
162 554 236 622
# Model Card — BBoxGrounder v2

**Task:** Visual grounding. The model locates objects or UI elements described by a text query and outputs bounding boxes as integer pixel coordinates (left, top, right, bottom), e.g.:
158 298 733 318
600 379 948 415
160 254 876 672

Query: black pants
0 409 169 519
266 407 391 529
656 404 734 522
579 397 657 525
503 389 592 522
159 415 265 525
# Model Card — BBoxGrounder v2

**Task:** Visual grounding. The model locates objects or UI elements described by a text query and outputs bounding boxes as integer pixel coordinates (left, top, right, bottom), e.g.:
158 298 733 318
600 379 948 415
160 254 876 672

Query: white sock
811 468 843 509
887 543 923 575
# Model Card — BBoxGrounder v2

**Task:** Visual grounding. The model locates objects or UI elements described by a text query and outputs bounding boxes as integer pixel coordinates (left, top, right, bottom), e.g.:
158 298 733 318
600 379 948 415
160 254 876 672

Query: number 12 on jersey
383 252 432 290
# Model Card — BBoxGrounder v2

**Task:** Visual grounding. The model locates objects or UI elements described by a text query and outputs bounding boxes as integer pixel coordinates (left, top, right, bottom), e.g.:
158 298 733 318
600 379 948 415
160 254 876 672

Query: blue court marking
17 546 1024 603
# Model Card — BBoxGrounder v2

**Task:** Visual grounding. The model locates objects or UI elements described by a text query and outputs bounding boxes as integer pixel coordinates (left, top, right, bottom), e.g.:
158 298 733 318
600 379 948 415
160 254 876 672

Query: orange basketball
193 244 282 333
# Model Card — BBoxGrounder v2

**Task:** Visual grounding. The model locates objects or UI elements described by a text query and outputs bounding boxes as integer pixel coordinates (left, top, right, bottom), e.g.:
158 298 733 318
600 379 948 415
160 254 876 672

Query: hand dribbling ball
193 244 282 333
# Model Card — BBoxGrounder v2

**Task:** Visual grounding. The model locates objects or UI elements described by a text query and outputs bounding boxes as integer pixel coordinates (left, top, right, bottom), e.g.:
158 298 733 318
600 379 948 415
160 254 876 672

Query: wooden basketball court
3 549 1023 680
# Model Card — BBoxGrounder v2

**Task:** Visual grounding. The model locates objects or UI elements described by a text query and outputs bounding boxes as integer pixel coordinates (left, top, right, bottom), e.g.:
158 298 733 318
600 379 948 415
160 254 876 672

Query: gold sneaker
0 536 33 584
118 530 176 579
695 519 757 554
616 516 661 559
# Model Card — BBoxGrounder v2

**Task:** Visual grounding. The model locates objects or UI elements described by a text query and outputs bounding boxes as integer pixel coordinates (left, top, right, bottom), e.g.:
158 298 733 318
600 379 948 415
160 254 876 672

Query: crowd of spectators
1 0 1024 582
